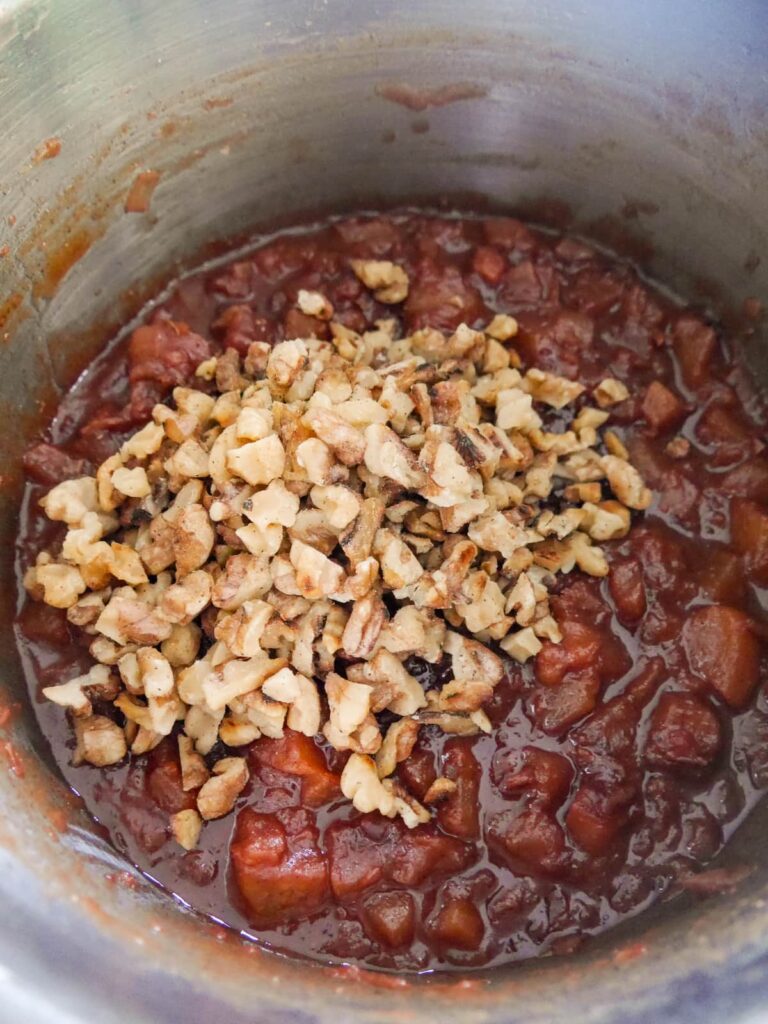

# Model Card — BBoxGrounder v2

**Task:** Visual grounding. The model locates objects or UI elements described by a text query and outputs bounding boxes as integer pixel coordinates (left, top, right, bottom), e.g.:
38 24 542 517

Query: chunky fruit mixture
15 213 768 971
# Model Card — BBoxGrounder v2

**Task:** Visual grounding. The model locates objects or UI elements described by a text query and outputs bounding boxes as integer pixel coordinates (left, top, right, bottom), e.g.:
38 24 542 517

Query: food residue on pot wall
375 81 488 111
32 137 62 164
124 170 161 214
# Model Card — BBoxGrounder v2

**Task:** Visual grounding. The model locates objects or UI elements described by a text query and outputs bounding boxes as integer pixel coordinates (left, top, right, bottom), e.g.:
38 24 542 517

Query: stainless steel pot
1 1 767 1021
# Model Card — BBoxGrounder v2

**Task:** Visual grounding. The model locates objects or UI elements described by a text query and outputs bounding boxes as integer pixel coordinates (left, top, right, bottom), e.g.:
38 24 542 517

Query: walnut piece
350 260 409 303
29 265 655 832
196 757 249 820
171 808 203 850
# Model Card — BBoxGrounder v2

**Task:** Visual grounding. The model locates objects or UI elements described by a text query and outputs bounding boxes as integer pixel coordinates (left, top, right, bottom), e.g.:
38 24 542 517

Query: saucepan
1 0 767 1020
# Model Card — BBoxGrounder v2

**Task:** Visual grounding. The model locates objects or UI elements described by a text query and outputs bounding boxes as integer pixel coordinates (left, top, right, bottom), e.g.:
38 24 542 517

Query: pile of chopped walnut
24 259 652 845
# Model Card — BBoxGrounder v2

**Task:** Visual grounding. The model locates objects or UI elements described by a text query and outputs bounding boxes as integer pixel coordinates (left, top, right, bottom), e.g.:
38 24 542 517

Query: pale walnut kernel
171 809 202 851
486 313 519 341
523 369 585 409
297 289 334 320
373 528 424 589
347 649 426 716
111 466 152 499
581 500 631 541
500 626 542 662
594 377 629 408
383 779 431 828
227 435 286 486
73 714 127 767
40 477 99 527
261 667 321 736
290 540 345 600
196 757 249 820
456 571 507 633
310 485 361 531
203 654 285 711
496 389 542 432
267 339 309 389
325 672 373 735
42 663 114 718
36 563 86 609
341 591 387 658
341 752 397 817
303 407 366 467
295 438 337 486
350 259 409 303
172 504 215 578
160 570 212 624
177 733 210 793
602 454 652 510
375 718 420 779
364 424 426 489
214 600 273 658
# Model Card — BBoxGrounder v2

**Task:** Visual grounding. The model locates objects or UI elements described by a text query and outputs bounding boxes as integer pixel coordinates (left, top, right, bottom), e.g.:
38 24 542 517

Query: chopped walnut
594 377 630 408
35 563 86 608
341 752 397 817
214 599 273 657
326 672 374 736
384 778 431 828
351 259 409 303
295 438 337 485
227 435 286 486
375 718 421 778
203 654 285 711
500 626 542 662
211 553 271 610
73 714 127 767
373 528 424 589
197 757 249 820
310 484 361 530
456 571 507 632
171 809 202 850
290 540 345 599
42 663 115 718
341 590 387 658
523 369 585 409
178 734 210 790
364 423 426 489
496 388 542 432
303 407 366 466
602 455 652 510
29 269 655 831
160 570 212 624
378 605 445 663
297 289 334 320
111 466 152 498
267 339 308 390
261 666 321 736
581 500 631 541
486 313 519 341
347 649 426 715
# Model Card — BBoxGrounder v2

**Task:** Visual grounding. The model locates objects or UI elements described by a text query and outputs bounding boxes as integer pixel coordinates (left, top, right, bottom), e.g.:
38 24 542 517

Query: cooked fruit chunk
682 605 760 709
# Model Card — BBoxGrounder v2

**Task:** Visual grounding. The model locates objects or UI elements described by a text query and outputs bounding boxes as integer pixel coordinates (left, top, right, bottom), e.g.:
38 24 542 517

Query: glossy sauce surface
15 213 768 971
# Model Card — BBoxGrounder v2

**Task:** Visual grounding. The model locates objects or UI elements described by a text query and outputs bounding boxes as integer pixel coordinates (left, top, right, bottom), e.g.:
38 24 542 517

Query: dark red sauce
14 212 768 972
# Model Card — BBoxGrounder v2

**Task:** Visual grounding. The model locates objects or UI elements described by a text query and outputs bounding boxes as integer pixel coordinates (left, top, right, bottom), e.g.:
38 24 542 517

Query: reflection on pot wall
0 1 767 1022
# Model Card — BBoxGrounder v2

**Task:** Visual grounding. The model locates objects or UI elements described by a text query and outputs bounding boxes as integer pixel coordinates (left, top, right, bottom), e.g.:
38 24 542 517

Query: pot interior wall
1 1 767 1022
